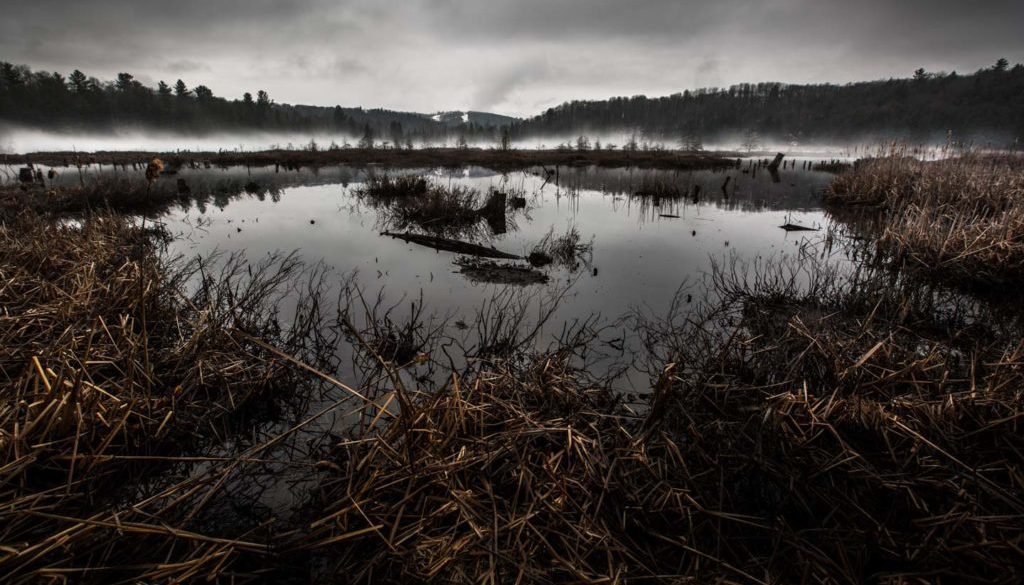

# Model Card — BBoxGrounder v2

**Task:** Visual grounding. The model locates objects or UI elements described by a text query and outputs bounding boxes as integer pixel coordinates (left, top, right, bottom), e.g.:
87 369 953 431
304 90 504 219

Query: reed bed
0 211 332 582
302 252 1024 583
827 146 1024 287
0 178 185 218
303 354 697 583
634 256 1024 583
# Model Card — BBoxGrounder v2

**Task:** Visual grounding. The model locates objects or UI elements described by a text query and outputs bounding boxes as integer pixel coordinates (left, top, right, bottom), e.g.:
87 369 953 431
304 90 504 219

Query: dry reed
0 211 332 582
828 145 1024 287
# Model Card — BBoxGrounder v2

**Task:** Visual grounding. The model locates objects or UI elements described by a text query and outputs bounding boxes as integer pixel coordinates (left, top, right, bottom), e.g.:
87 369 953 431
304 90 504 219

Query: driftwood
382 231 521 259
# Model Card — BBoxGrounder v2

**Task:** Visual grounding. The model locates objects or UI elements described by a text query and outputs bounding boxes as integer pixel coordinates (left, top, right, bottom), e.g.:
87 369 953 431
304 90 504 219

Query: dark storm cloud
2 0 1022 116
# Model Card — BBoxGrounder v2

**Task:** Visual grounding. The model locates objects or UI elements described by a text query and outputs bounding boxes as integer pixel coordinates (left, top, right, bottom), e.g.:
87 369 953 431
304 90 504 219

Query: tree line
3 59 1022 149
513 59 1024 146
0 62 505 147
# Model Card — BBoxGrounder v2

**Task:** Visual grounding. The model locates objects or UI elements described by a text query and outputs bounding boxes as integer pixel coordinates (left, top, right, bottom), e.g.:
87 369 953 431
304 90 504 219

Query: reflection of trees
356 181 525 242
542 165 831 212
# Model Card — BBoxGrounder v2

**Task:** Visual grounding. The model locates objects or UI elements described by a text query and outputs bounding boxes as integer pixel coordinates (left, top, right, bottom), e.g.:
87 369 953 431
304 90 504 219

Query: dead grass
634 255 1024 583
0 211 333 582
0 178 187 218
300 251 1024 583
827 145 1024 288
528 226 593 271
301 354 693 583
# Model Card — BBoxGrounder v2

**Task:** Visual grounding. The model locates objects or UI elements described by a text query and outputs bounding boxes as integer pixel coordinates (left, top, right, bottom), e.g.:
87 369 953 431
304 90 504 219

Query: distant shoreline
3 147 740 171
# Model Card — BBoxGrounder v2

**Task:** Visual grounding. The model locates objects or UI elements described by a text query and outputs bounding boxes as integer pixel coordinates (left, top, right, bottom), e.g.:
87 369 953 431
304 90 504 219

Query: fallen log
779 223 819 232
382 231 522 259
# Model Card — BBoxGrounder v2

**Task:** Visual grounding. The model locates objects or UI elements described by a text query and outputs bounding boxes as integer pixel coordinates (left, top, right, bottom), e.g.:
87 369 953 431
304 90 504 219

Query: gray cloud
1 0 1022 116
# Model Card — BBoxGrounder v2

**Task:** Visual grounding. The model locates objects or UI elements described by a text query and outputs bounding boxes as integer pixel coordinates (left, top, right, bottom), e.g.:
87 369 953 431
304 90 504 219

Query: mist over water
0 125 364 153
0 124 899 158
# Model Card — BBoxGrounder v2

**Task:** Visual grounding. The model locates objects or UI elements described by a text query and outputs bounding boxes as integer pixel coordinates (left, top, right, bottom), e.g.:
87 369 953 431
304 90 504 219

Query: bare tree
741 128 761 153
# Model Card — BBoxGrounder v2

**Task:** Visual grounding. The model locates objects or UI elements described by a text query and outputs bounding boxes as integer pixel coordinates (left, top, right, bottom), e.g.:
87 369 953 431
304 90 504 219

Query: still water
151 162 835 337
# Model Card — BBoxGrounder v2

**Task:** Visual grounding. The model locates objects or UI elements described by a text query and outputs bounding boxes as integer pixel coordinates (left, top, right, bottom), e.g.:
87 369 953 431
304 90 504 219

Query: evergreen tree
194 85 213 100
115 72 136 92
68 70 90 93
173 79 190 97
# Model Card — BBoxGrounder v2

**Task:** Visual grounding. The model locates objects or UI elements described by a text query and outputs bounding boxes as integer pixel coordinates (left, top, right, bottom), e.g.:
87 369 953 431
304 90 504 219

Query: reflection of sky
156 165 837 355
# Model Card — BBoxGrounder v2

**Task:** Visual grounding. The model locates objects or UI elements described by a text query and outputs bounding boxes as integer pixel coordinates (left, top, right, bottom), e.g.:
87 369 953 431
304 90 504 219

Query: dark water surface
156 162 835 336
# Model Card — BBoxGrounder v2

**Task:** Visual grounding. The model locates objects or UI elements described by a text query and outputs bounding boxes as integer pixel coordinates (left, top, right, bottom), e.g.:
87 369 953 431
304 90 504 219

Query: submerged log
382 231 521 259
779 223 819 232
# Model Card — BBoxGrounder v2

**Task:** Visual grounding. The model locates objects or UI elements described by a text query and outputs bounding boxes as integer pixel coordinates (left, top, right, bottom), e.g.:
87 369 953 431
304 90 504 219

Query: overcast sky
3 0 1022 117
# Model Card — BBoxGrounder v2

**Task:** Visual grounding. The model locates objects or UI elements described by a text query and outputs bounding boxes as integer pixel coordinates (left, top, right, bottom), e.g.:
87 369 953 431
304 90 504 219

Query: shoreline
3 147 739 171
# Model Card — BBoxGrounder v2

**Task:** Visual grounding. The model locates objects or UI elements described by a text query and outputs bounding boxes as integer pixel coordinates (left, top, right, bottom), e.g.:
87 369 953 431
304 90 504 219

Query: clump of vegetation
527 226 593 271
339 289 446 372
390 185 483 234
632 179 685 199
358 176 517 238
0 177 186 218
302 354 687 583
631 255 1024 584
811 160 851 173
355 175 429 201
0 211 331 582
454 257 549 285
827 147 1024 287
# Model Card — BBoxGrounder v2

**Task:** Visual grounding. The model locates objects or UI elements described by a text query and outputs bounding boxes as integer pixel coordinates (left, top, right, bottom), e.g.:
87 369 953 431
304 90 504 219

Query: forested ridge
513 59 1024 145
0 62 506 146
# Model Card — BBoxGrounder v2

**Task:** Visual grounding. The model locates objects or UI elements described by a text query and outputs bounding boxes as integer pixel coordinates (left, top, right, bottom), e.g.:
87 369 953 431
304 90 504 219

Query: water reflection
145 163 832 324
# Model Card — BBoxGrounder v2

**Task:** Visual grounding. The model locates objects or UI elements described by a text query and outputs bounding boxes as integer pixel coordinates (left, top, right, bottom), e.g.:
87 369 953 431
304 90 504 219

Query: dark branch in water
381 231 522 259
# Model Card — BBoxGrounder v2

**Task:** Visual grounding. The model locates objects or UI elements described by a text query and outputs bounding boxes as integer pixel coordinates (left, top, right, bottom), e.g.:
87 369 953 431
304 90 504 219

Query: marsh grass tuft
528 225 593 271
0 210 336 582
828 145 1024 288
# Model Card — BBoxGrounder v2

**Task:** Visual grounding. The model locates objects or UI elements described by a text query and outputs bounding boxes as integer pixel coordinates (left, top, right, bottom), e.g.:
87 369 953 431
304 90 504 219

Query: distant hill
513 59 1024 146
